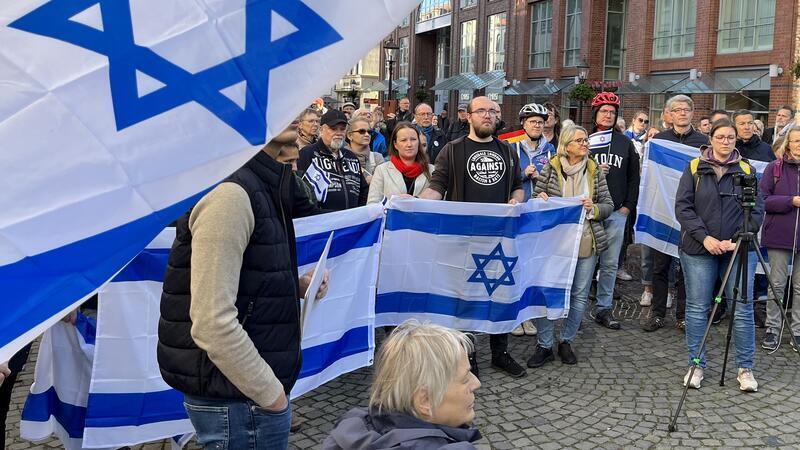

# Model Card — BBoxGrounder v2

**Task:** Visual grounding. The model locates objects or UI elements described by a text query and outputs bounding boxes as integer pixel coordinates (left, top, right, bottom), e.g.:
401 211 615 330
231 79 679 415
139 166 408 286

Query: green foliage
790 61 800 80
414 88 430 104
569 83 597 103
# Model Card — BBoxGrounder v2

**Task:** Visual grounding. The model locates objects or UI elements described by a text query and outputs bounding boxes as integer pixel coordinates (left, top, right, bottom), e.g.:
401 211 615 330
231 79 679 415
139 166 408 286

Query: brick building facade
379 0 800 131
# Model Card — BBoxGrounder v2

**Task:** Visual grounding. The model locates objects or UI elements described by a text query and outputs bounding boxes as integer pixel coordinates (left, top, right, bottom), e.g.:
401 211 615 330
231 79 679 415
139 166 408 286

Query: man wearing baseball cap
297 109 369 211
446 103 470 143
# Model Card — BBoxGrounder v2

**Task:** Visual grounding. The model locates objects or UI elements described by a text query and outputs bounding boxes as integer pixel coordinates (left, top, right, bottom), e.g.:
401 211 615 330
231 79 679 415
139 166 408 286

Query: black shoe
491 352 526 378
466 334 479 379
711 307 725 325
642 316 665 332
527 345 555 368
558 342 577 364
589 281 597 301
754 305 766 328
595 309 621 330
792 335 800 352
761 332 778 351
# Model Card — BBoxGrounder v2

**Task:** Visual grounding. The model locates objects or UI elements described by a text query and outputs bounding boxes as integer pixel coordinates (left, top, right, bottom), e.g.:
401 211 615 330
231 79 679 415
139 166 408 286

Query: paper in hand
300 231 333 333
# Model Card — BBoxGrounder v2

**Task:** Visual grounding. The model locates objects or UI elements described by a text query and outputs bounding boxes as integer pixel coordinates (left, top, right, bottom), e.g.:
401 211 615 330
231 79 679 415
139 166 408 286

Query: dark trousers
1 344 32 448
653 250 686 320
490 333 508 357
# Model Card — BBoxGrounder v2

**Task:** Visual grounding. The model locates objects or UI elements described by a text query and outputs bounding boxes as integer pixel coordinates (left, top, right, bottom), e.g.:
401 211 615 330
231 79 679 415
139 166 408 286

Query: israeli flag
589 129 613 150
304 159 332 203
82 205 382 448
635 139 768 258
375 197 585 333
0 0 422 363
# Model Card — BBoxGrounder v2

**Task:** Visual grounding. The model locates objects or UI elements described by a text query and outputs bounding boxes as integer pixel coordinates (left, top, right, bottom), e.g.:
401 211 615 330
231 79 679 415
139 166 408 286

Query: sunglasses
350 129 370 135
637 118 650 124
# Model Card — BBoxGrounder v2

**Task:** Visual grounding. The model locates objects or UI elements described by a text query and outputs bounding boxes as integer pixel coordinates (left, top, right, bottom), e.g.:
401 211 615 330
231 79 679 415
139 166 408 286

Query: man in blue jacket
513 103 556 199
734 109 775 163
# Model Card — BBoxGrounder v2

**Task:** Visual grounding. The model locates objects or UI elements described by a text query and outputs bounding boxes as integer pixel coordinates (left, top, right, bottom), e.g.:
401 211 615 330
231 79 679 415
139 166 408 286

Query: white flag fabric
375 197 585 333
0 0 422 363
19 313 108 450
635 139 768 258
83 205 383 448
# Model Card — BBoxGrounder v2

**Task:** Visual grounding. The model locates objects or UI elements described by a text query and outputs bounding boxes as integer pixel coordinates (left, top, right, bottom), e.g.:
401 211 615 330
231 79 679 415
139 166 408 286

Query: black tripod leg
668 240 743 432
720 251 745 386
752 237 800 362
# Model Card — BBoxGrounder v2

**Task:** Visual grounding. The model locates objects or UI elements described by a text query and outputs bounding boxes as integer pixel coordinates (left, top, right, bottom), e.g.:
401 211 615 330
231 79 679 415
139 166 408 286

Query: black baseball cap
321 109 348 127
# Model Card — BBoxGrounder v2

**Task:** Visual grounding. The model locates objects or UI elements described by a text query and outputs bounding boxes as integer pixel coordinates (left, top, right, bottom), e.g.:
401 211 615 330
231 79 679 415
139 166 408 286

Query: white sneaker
640 290 653 306
666 290 674 308
523 320 537 336
511 324 525 336
617 269 634 281
683 367 704 389
737 368 758 392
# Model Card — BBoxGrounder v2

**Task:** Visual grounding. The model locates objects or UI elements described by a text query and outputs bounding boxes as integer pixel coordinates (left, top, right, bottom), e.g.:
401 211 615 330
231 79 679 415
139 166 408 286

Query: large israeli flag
635 139 768 258
81 205 382 448
375 197 585 333
0 0 421 363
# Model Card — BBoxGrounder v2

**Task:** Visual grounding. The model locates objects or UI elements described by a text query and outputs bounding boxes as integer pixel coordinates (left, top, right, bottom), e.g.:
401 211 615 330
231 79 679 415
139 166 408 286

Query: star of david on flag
467 243 518 296
0 0 422 363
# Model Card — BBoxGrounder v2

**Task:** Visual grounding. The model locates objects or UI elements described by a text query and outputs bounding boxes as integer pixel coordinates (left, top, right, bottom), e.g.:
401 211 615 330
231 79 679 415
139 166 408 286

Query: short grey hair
414 102 433 114
666 95 694 112
369 320 473 417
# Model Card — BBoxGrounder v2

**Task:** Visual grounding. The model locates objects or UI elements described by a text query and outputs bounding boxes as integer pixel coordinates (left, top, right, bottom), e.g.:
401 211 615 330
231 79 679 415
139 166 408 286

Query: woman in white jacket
367 122 432 204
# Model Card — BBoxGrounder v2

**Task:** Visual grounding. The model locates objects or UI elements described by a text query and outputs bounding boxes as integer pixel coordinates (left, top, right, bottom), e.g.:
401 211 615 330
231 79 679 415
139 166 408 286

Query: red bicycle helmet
591 91 620 108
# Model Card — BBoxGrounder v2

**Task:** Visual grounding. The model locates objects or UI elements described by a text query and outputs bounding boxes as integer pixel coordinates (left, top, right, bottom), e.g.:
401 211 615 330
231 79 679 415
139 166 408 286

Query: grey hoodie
322 407 482 450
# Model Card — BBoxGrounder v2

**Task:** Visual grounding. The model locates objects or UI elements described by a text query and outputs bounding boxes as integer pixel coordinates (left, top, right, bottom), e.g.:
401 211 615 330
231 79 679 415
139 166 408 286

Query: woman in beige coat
367 122 432 204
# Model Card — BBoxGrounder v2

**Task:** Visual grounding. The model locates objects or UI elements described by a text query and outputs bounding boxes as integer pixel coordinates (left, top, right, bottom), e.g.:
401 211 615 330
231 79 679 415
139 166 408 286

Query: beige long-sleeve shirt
187 182 284 408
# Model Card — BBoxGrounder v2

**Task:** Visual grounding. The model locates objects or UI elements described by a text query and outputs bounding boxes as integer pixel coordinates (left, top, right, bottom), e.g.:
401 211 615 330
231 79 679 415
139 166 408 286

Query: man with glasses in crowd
415 103 446 162
420 96 526 379
642 95 708 332
297 108 320 148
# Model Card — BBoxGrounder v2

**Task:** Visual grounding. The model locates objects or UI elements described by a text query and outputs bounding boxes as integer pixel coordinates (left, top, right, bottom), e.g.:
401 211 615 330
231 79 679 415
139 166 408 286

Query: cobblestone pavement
6 249 800 449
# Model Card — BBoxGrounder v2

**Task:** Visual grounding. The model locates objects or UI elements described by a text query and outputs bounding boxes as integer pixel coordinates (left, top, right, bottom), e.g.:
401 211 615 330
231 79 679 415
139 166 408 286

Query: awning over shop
365 78 410 93
504 78 575 96
431 70 505 91
666 69 770 94
617 73 688 95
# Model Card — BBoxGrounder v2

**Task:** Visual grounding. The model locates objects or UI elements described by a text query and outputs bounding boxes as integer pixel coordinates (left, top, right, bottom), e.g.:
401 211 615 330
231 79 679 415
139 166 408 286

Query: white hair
369 320 472 417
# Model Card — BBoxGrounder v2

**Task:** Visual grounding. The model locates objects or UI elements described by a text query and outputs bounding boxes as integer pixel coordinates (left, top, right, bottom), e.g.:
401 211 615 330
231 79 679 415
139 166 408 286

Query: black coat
297 141 369 211
446 120 470 142
736 135 775 162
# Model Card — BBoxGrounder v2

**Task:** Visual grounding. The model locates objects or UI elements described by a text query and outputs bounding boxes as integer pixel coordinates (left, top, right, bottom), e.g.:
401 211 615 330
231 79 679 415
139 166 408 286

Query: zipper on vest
241 299 255 326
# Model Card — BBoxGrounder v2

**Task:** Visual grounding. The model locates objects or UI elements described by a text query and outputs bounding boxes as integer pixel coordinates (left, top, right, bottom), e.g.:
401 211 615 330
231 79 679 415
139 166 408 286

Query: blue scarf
418 125 434 150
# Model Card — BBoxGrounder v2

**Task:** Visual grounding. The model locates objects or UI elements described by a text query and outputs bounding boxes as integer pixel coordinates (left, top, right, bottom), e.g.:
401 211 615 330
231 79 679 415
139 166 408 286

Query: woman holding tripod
759 126 800 352
675 118 763 392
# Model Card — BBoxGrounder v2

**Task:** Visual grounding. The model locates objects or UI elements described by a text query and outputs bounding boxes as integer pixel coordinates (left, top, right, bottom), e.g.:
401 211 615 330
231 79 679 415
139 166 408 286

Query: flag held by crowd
375 197 585 333
0 0 422 364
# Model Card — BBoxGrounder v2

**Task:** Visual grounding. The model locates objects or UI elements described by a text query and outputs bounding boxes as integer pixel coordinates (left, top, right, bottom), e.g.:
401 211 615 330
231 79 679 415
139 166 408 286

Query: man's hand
262 391 288 412
386 113 396 120
537 192 550 201
299 269 331 300
508 199 519 205
618 206 630 216
523 165 538 179
793 196 800 208
62 309 78 325
600 163 610 175
0 361 10 387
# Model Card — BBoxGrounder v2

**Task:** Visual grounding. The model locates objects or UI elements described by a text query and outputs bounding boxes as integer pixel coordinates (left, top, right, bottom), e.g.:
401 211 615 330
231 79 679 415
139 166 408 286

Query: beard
473 122 494 139
329 137 345 150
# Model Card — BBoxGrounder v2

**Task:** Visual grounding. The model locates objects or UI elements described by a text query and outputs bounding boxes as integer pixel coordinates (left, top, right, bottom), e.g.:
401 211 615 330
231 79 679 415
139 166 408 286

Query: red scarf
390 155 424 178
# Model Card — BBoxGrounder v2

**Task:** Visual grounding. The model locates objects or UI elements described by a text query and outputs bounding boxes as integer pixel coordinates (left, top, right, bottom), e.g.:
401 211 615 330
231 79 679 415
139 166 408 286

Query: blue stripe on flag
85 389 188 428
114 249 170 282
385 206 583 238
635 214 681 246
649 141 694 173
376 286 568 322
21 386 86 439
296 218 383 267
299 326 370 379
0 191 206 352
74 313 97 346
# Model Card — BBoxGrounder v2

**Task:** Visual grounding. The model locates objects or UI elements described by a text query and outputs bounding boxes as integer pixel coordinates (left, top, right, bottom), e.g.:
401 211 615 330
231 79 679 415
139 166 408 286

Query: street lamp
575 58 590 128
384 40 400 101
349 78 359 105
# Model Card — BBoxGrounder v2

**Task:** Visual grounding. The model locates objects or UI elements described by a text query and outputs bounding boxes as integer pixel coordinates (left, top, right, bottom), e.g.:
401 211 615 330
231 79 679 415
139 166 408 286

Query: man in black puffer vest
158 122 327 448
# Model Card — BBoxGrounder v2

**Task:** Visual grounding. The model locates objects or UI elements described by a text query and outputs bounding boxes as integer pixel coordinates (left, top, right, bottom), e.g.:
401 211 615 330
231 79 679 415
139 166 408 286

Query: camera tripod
668 198 800 432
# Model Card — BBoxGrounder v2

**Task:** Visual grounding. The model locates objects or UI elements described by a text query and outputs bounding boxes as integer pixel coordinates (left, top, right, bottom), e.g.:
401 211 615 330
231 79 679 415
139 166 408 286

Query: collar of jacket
549 155 598 197
669 127 698 139
369 410 482 444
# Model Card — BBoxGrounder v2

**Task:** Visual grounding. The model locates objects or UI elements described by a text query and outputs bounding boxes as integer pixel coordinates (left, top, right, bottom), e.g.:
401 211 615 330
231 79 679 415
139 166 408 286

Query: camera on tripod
732 173 758 206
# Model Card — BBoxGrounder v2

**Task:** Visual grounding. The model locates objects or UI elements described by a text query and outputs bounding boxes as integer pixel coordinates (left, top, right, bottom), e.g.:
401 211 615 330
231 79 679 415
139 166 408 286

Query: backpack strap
689 158 701 192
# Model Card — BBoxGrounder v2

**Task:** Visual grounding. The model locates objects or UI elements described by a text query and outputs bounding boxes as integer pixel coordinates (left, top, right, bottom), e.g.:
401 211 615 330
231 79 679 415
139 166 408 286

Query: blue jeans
595 210 628 312
681 251 756 369
184 395 292 450
641 245 654 286
536 254 598 347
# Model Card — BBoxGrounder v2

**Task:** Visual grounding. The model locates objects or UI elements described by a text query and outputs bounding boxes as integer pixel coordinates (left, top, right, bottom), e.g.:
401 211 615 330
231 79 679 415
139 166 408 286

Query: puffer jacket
759 155 800 250
534 156 614 253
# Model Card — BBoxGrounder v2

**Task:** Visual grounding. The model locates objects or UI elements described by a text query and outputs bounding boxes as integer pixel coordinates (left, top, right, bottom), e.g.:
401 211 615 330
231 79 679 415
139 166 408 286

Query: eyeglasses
471 108 499 117
713 135 736 142
527 120 545 126
637 118 650 124
597 109 616 116
671 108 692 114
571 138 590 145
303 119 320 124
350 129 370 135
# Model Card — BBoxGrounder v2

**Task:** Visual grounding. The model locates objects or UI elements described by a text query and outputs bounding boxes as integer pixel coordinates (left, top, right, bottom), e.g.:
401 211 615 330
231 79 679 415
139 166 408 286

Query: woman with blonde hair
527 125 614 368
324 321 482 449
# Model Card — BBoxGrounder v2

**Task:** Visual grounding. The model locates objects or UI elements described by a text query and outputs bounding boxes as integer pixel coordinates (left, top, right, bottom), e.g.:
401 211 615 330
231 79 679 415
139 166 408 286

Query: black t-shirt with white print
462 138 510 204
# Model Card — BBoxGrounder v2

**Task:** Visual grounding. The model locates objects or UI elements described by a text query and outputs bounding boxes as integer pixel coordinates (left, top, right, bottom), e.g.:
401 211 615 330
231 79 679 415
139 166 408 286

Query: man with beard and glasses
298 109 369 211
420 96 526 380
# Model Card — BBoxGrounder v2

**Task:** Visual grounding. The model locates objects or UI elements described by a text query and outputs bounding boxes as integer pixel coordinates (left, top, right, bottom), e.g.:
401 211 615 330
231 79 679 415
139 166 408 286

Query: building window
398 37 410 79
563 0 582 67
714 92 770 122
460 0 477 8
400 15 410 28
529 1 553 69
649 94 666 127
418 0 453 22
486 13 507 72
435 29 451 82
604 0 626 80
652 0 696 59
460 20 476 73
717 0 775 53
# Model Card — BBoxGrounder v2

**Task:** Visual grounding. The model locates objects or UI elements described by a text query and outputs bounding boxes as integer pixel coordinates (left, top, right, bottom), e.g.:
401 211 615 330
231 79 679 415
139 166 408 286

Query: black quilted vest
157 151 302 399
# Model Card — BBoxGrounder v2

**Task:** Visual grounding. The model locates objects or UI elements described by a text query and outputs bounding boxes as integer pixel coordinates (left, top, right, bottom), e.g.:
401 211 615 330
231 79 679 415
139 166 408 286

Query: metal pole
388 60 395 101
